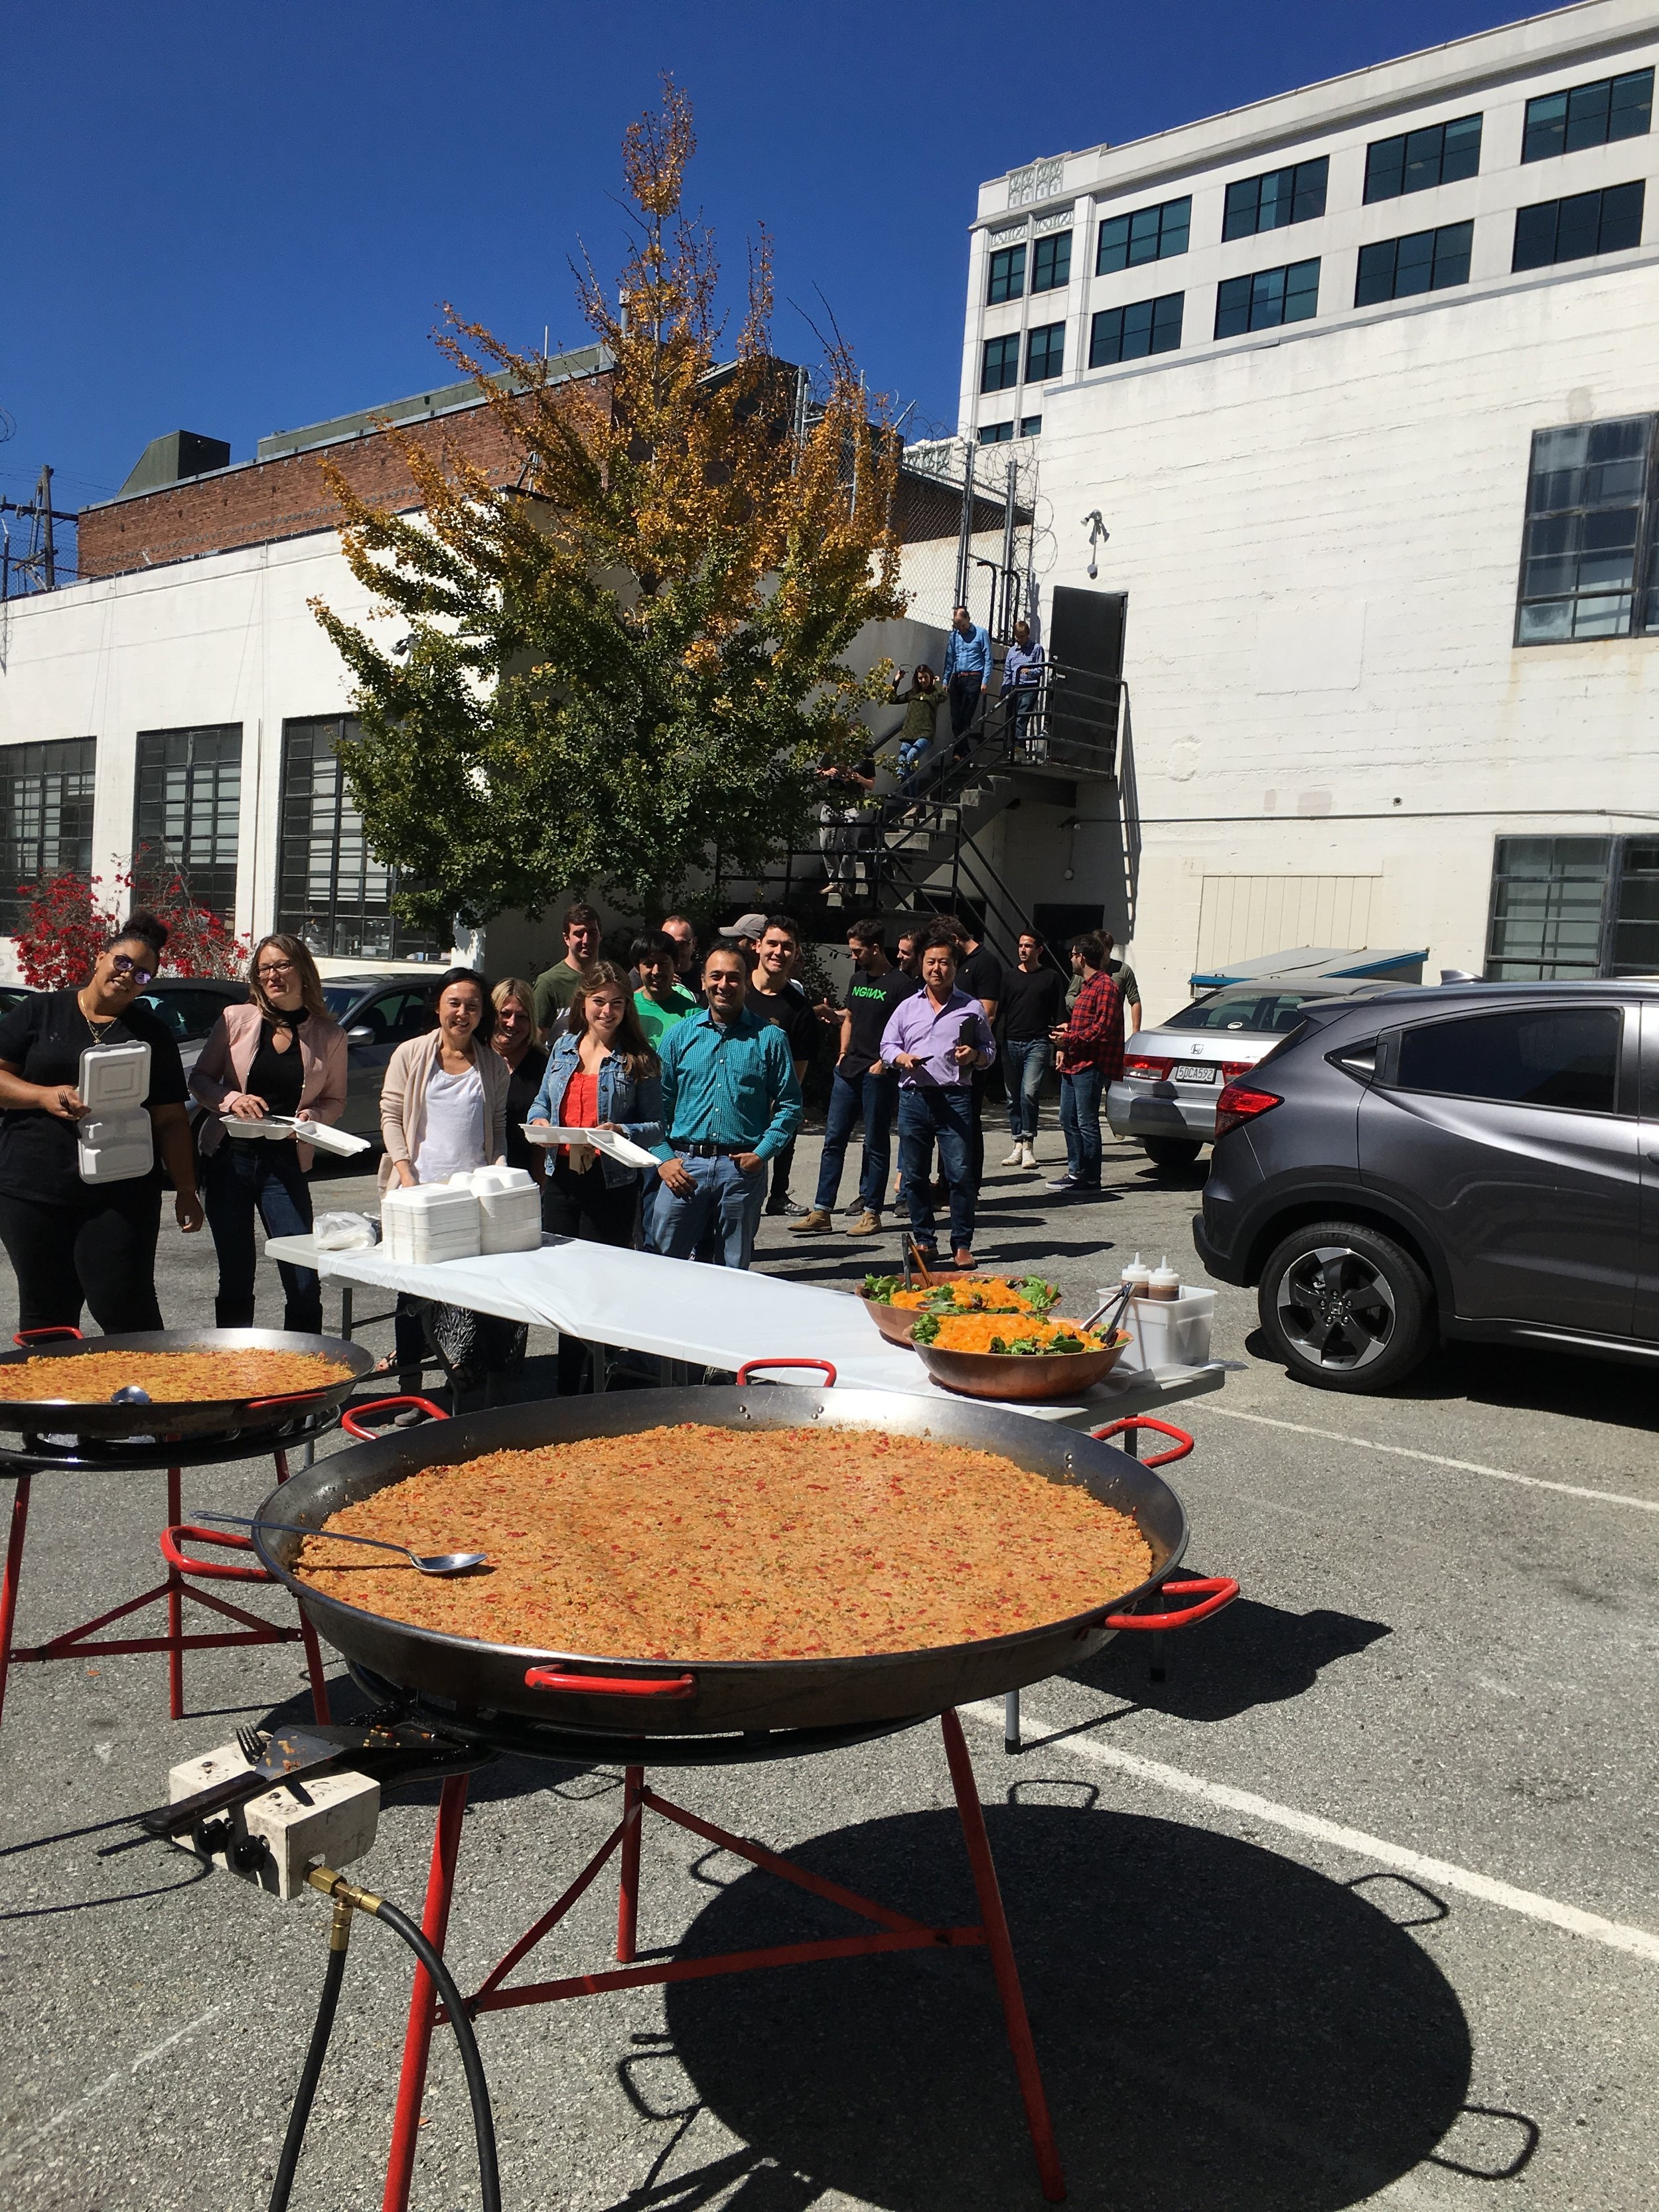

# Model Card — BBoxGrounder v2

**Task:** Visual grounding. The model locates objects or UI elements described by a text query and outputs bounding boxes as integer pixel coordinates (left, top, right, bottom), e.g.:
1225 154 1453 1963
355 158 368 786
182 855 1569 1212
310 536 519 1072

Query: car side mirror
346 1025 374 1044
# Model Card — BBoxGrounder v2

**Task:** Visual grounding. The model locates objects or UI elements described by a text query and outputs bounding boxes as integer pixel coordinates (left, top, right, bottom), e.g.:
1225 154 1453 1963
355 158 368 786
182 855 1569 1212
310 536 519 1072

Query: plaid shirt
1056 971 1123 1080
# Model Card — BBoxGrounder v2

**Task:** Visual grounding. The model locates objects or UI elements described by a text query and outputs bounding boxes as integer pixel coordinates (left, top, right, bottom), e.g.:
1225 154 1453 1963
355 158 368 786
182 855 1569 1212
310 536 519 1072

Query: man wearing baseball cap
717 913 770 964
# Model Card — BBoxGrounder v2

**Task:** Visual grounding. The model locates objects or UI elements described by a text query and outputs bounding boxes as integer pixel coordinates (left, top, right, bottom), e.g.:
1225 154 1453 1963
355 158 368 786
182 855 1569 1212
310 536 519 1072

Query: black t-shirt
999 965 1066 1040
956 945 1005 1009
247 1011 307 1119
838 967 917 1075
0 990 189 1202
752 980 820 1069
502 1043 549 1173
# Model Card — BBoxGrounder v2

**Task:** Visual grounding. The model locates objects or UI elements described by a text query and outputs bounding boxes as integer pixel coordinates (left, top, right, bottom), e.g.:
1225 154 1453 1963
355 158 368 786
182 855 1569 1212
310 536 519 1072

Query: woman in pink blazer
190 934 348 1333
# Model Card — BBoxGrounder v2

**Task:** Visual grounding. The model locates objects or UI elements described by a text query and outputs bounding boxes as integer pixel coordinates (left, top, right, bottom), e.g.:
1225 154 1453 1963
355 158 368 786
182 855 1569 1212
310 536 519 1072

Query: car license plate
1179 1063 1220 1085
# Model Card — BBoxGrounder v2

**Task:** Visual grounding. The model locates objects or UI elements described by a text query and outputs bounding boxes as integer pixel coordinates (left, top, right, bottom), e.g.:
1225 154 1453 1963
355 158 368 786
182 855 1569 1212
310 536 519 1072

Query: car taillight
1123 1055 1173 1080
1214 1082 1281 1139
1220 1061 1252 1083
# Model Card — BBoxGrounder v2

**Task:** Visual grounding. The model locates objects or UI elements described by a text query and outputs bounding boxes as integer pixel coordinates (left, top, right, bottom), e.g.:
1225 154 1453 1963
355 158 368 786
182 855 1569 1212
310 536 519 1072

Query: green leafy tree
311 82 904 931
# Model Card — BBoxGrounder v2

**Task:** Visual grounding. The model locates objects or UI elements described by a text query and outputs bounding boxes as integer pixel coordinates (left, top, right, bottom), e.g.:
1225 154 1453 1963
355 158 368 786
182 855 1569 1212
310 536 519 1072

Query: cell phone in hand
958 1019 977 1046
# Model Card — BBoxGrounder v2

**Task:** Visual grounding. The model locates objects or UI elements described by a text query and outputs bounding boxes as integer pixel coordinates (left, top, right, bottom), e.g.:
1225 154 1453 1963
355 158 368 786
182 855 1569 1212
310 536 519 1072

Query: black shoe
765 1196 808 1217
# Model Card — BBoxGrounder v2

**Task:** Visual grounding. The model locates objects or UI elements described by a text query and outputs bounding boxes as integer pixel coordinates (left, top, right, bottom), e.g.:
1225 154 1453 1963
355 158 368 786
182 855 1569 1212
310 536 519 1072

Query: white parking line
1195 1404 1659 1515
1 2004 224 2161
962 1701 1659 1966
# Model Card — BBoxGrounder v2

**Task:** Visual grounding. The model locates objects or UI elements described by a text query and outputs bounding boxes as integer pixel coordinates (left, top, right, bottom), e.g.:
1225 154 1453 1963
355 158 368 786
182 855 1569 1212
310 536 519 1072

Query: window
981 334 1020 392
1222 157 1328 240
1512 180 1644 269
1354 220 1473 305
987 243 1025 304
1487 836 1659 978
977 421 1013 444
1364 113 1482 201
133 724 241 918
134 986 239 1043
1397 1006 1620 1114
0 738 96 936
1214 258 1320 338
346 986 439 1045
1031 231 1071 292
1089 291 1184 366
277 715 440 960
1522 68 1653 162
1019 414 1043 437
1096 195 1190 273
1515 413 1659 643
1025 322 1065 382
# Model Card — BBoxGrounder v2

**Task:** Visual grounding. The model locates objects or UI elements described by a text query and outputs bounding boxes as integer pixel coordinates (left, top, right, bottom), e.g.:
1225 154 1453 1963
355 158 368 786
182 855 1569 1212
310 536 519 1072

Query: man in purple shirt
878 927 995 1268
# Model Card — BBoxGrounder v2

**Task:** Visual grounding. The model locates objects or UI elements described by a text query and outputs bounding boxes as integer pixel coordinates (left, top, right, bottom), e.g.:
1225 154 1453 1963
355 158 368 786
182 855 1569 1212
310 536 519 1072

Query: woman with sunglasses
0 913 202 1333
190 934 348 1333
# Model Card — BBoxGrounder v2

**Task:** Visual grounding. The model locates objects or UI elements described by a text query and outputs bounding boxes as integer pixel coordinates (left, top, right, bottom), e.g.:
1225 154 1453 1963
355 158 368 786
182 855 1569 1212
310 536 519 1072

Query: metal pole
1000 454 1017 640
954 443 976 611
37 467 54 590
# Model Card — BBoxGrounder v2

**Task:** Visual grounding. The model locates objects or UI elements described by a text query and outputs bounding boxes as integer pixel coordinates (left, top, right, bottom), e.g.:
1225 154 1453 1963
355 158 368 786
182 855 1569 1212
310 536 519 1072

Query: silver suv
1196 980 1659 1392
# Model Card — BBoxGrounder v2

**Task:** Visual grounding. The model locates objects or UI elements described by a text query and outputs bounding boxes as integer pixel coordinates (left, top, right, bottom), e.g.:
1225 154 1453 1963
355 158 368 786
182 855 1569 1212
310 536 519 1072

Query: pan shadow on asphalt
660 1803 1474 2211
1242 1327 1659 1438
1061 1597 1392 1725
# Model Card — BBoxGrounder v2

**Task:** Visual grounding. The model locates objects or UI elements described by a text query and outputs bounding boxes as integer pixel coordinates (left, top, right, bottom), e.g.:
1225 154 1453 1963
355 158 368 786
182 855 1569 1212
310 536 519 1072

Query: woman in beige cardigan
380 968 514 1409
190 934 348 1332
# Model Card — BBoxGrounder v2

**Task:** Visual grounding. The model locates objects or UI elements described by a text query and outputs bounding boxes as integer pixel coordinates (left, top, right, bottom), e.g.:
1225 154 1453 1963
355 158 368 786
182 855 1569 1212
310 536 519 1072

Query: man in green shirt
533 902 603 1037
632 930 697 1051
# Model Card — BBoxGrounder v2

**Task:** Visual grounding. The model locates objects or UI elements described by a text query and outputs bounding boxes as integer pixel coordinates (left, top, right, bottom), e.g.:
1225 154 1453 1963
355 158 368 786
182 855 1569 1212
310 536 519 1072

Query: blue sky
5 1 1536 518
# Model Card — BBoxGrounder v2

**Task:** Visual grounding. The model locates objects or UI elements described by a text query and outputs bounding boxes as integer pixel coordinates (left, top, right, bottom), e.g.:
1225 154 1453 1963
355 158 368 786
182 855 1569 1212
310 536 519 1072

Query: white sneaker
1000 1145 1025 1167
1020 1142 1038 1169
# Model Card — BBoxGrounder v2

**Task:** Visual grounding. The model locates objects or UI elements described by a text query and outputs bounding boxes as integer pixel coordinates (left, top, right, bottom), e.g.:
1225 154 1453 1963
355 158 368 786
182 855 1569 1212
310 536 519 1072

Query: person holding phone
877 929 993 1270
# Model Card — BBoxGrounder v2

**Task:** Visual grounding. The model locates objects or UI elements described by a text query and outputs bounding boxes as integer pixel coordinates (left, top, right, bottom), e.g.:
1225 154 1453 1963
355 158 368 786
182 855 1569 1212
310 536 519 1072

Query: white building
948 0 1659 1015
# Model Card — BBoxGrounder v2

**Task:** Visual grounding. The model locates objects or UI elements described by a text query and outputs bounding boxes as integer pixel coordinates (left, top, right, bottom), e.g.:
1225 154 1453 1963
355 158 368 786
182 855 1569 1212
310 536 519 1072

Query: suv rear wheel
1258 1220 1434 1392
1142 1137 1204 1170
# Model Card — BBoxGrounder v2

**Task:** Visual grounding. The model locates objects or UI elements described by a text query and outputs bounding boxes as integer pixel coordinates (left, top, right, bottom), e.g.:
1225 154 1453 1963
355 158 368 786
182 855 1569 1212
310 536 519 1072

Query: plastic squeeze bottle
1120 1252 1152 1297
1148 1254 1182 1301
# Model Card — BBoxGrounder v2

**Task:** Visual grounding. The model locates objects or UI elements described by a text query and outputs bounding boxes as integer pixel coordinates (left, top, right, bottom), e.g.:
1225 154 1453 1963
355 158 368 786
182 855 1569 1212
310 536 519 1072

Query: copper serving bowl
914 1331 1131 1403
859 1297 918 1348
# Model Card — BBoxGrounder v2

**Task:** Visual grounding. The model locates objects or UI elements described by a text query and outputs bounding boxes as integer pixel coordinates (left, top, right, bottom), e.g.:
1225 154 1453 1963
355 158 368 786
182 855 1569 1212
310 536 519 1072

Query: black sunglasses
111 954 155 986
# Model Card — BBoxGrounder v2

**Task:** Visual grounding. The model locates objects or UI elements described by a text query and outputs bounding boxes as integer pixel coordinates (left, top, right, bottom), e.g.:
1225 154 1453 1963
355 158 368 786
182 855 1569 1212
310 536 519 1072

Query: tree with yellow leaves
311 82 904 931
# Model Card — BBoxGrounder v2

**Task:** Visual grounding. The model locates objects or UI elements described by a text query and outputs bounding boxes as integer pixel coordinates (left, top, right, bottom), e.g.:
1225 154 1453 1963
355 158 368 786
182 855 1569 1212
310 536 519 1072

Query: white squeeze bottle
1149 1254 1181 1301
1120 1251 1152 1297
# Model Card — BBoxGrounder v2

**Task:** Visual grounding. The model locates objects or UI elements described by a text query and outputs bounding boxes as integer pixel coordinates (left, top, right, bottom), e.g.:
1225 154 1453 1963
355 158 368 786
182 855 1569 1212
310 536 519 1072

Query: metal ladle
193 1512 487 1576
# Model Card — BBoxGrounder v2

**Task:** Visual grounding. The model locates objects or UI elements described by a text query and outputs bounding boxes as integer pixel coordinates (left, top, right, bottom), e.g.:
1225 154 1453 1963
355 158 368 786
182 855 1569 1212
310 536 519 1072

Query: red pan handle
248 1389 332 1411
524 1668 697 1698
1090 1416 1194 1467
160 1523 272 1584
340 1395 448 1439
736 1358 837 1387
13 1326 84 1346
1105 1576 1239 1631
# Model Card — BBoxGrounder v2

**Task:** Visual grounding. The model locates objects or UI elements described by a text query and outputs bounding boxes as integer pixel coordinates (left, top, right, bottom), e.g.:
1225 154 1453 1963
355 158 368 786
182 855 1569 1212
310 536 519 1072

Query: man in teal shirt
650 946 803 1269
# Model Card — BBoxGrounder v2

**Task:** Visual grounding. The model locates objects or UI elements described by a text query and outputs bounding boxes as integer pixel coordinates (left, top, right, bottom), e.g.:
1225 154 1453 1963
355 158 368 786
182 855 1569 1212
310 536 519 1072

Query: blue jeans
202 1138 320 1332
1002 1037 1050 1139
814 1068 899 1215
897 1086 976 1255
1058 1068 1104 1187
897 738 930 778
650 1153 768 1270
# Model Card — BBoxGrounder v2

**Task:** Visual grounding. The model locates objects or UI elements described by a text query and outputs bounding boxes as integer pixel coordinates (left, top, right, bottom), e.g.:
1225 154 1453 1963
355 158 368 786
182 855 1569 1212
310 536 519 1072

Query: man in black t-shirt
748 916 829 1217
790 917 916 1236
997 930 1066 1169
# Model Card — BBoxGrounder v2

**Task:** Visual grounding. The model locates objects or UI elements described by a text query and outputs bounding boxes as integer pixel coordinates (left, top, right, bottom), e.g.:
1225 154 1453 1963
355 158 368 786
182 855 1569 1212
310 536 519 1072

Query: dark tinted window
977 421 1013 444
1354 220 1473 306
1516 414 1656 644
135 987 242 1042
1089 293 1183 366
981 334 1020 392
1396 1007 1620 1112
1522 68 1652 163
1164 990 1328 1033
987 244 1025 303
353 989 437 1045
1223 157 1328 240
1025 322 1065 382
1214 258 1320 338
1031 232 1071 291
1364 114 1482 201
1512 180 1644 271
1096 196 1190 273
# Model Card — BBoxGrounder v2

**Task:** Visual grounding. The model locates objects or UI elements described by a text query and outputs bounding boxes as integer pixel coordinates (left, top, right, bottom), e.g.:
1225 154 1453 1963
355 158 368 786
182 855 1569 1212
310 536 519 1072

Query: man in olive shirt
1065 930 1141 1035
532 902 603 1037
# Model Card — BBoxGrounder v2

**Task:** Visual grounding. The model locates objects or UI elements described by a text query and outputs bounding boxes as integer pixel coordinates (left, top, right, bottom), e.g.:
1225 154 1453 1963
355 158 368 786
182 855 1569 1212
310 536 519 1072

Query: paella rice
0 1349 353 1404
296 1422 1154 1661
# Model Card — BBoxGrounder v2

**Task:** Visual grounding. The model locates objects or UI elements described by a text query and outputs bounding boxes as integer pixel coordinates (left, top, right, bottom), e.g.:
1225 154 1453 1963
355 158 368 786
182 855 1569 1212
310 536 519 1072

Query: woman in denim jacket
528 962 662 1391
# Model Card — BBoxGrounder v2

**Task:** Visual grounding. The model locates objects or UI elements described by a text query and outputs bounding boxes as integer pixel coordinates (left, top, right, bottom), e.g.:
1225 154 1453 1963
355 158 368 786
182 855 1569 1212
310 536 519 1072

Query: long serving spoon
192 1512 487 1577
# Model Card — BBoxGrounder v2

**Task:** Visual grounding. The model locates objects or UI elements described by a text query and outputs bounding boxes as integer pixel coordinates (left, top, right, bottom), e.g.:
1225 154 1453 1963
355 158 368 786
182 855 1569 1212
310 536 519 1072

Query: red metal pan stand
0 1331 333 1735
379 1707 1068 2210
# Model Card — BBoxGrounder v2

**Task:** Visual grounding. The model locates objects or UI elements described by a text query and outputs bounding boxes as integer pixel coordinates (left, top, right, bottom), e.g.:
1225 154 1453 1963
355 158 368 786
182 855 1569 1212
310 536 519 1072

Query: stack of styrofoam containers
1106 1286 1218 1372
380 1182 482 1264
76 1041 156 1183
469 1166 541 1254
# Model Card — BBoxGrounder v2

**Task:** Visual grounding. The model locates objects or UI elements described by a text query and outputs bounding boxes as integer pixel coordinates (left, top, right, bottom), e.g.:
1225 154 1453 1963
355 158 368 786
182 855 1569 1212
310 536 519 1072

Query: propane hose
269 1866 500 2212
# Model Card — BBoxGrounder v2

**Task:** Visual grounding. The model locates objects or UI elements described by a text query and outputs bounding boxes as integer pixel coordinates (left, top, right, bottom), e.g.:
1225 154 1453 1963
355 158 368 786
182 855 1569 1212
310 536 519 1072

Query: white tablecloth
264 1232 1225 1428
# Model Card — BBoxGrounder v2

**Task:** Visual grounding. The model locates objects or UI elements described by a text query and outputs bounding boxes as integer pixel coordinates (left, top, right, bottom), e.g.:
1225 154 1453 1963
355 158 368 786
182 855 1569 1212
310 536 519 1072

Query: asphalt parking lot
1 1127 1655 2211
